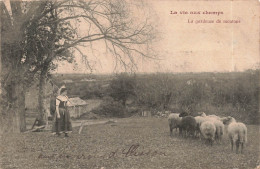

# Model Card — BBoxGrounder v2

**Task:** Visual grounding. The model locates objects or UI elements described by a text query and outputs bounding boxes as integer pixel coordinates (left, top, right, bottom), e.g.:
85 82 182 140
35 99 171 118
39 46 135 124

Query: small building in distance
67 97 88 118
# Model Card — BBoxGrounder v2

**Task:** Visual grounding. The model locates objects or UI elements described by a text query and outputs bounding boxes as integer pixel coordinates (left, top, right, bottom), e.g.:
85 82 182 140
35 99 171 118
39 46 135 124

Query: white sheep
212 120 225 143
207 114 221 121
205 117 224 142
200 121 216 146
194 116 208 138
224 116 247 153
195 113 225 141
168 113 181 136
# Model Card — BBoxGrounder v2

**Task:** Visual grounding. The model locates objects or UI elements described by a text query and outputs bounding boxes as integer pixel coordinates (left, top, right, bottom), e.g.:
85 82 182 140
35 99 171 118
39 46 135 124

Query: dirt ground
0 117 259 169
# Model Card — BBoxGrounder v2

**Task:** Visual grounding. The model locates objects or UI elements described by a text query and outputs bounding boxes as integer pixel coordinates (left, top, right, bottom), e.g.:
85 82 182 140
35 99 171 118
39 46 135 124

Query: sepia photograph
0 0 259 168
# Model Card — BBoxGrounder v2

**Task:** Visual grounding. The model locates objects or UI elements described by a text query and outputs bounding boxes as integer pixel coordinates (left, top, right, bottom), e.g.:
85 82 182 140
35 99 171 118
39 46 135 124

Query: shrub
93 96 126 117
108 73 136 107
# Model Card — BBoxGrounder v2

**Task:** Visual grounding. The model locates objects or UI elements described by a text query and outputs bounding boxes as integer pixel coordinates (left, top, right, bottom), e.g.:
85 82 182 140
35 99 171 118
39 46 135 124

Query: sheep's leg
199 131 202 140
241 142 244 153
183 130 186 138
198 131 201 139
192 130 196 139
179 128 182 137
187 130 190 138
218 136 221 145
185 130 188 138
230 139 233 151
170 127 173 136
205 139 208 145
235 140 240 154
182 129 185 137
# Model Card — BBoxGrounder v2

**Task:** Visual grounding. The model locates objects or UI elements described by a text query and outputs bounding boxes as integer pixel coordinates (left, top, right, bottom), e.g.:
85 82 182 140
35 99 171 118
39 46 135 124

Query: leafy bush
93 96 126 117
108 73 136 107
134 70 259 124
52 70 260 123
65 81 105 99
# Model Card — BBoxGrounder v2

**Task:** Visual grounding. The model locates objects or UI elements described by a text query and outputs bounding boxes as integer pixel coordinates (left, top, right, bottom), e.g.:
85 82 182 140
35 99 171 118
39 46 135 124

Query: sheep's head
179 111 189 117
222 116 236 125
198 112 206 117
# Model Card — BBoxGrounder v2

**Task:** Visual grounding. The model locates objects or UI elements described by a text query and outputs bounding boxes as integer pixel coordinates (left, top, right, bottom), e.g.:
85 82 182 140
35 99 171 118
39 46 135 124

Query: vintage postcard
0 0 259 168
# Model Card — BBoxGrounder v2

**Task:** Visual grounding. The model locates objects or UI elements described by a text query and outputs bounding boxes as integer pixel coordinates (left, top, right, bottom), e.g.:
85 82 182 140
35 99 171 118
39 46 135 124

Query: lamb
223 116 247 153
200 121 216 146
168 113 181 136
179 116 197 137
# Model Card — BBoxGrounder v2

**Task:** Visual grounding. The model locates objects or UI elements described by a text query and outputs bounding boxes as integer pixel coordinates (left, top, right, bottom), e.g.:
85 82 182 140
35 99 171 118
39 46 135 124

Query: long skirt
52 108 72 134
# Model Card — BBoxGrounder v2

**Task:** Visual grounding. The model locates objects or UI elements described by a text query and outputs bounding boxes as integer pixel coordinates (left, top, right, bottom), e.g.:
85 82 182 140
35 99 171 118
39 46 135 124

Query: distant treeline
134 70 259 124
52 70 259 124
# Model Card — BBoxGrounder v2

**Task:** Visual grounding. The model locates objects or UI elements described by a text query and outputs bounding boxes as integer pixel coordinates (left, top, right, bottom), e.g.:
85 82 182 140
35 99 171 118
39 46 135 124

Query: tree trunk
0 79 26 133
38 66 48 125
12 81 26 132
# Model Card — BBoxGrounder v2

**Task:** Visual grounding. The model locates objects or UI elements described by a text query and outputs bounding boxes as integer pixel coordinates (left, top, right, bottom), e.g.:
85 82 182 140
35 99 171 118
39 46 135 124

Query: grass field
1 117 259 169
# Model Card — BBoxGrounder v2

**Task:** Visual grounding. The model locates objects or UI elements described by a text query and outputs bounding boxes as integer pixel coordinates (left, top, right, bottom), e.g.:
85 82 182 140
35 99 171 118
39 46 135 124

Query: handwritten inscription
38 144 167 160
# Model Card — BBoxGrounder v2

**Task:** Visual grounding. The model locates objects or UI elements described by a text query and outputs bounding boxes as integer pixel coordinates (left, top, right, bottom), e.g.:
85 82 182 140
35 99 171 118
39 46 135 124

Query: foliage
49 70 259 123
134 70 260 124
66 81 105 99
93 96 126 117
135 73 174 111
108 73 136 106
1 0 158 132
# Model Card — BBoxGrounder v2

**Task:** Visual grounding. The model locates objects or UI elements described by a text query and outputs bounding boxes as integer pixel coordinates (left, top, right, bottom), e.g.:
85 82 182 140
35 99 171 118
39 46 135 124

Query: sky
4 0 259 74
56 0 259 74
145 0 259 73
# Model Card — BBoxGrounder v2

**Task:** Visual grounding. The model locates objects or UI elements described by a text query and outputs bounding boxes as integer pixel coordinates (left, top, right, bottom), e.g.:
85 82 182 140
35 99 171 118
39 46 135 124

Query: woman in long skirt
52 87 72 137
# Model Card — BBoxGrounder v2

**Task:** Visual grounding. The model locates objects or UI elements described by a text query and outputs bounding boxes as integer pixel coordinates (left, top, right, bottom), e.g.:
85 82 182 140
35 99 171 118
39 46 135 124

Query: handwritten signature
38 144 167 160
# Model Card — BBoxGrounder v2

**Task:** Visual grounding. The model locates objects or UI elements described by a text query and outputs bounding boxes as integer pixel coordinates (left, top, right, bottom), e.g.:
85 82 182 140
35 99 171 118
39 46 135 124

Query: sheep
195 115 224 141
207 114 221 121
194 112 209 138
194 112 225 142
194 116 208 138
200 121 216 146
223 116 247 153
179 116 197 138
212 120 225 143
168 113 182 136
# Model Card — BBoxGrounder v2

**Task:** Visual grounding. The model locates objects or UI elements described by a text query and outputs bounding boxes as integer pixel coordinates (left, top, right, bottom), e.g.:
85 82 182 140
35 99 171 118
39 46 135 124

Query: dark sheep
179 116 197 137
179 111 189 117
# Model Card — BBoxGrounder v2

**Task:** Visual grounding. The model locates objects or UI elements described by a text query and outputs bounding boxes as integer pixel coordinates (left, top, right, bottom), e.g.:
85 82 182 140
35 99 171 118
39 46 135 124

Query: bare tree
0 0 158 132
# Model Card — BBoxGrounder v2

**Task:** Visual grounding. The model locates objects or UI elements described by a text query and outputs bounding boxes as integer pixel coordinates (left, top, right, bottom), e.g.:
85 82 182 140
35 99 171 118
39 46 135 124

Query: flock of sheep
168 112 247 154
